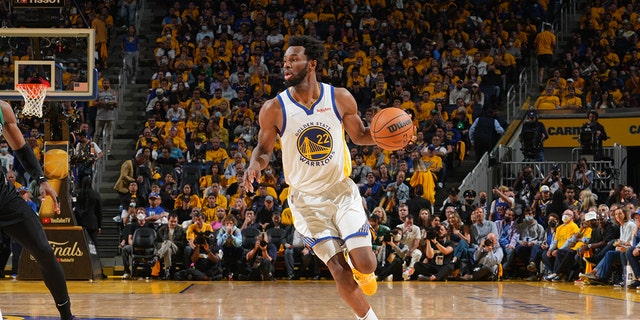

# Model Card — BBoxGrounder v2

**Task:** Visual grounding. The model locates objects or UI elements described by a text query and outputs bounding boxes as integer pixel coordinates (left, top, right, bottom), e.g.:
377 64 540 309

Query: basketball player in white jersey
245 36 379 320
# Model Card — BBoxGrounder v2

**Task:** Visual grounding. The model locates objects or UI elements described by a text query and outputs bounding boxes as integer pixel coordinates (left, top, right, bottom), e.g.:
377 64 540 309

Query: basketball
370 107 414 151
43 149 69 180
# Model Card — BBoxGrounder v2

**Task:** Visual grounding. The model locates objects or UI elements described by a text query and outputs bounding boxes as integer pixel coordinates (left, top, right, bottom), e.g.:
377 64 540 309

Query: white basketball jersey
277 83 351 193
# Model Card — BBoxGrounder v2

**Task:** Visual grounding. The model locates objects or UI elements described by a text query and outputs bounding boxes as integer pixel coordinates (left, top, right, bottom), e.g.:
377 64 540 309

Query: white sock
356 307 378 320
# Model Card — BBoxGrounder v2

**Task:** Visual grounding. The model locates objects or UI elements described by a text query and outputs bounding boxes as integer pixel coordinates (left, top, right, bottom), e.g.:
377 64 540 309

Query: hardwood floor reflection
0 279 639 319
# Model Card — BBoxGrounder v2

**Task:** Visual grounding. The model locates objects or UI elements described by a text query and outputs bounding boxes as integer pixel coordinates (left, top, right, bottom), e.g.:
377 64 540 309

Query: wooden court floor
0 279 639 319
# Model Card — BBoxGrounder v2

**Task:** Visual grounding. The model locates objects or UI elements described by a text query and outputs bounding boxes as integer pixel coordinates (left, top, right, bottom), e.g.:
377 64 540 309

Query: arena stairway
96 5 166 274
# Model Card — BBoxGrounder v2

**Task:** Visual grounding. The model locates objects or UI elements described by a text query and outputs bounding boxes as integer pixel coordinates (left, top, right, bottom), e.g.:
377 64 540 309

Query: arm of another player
0 100 60 214
244 98 282 193
335 87 375 145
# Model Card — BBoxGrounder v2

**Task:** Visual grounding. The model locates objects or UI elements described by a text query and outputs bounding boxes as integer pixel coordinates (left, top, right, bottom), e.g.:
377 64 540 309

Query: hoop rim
16 83 50 89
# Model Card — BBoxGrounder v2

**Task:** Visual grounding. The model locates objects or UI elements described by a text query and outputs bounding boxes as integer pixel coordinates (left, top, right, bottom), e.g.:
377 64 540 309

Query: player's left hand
39 181 60 214
244 162 262 193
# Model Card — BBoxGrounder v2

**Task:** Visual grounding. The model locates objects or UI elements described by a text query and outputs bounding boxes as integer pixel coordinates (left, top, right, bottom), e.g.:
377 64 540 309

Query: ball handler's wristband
14 143 46 185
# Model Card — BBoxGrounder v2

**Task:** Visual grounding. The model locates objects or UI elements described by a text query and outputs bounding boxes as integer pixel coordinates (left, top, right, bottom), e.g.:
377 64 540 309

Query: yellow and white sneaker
352 268 377 296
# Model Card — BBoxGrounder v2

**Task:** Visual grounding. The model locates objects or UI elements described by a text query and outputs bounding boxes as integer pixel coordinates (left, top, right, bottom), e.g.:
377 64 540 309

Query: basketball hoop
16 83 48 118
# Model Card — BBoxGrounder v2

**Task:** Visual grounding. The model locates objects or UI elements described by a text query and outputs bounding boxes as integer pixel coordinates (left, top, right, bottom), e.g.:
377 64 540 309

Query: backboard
0 28 97 101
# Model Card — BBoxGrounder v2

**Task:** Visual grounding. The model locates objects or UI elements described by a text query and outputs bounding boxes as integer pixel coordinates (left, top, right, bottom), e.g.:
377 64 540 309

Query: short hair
222 214 237 225
288 35 325 69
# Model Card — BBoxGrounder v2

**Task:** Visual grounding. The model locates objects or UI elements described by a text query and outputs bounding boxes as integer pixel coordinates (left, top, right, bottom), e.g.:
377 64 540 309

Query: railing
497 159 620 194
505 86 517 122
457 151 492 203
571 143 628 185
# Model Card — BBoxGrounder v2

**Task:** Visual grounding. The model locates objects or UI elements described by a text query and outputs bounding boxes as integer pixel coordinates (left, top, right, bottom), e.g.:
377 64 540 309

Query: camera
576 164 584 171
382 232 392 243
484 238 493 247
194 231 213 245
551 170 559 176
260 240 268 247
426 227 438 240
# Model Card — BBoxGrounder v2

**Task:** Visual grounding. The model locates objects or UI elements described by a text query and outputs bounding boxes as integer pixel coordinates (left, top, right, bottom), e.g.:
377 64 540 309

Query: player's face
283 47 310 87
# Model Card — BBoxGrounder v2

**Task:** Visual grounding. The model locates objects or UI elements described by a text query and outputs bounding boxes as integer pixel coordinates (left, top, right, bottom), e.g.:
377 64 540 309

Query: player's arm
1 100 28 151
244 98 282 192
335 87 375 145
0 100 60 213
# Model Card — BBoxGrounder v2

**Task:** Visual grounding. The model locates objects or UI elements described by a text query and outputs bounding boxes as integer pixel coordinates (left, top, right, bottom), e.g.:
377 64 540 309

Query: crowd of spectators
532 1 640 109
106 0 640 286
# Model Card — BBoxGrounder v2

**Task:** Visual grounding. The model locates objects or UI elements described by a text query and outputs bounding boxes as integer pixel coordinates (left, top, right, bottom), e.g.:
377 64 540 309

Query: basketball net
16 83 48 118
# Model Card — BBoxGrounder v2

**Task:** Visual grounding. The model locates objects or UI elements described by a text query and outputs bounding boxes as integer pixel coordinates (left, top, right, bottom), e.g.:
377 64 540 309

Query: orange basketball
43 149 69 180
370 107 413 151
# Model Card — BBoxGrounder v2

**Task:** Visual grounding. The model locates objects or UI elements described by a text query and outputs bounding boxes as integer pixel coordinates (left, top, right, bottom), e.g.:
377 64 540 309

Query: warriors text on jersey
277 83 351 193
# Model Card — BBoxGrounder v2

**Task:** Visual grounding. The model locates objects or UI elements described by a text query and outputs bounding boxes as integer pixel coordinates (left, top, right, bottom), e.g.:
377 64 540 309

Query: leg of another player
3 205 74 319
326 248 378 320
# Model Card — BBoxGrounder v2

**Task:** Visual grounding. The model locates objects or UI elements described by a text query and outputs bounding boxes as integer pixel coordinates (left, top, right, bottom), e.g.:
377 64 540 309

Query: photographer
72 131 103 185
461 233 503 281
580 110 608 160
216 215 243 279
375 228 408 282
541 165 564 194
242 232 277 281
513 165 539 208
518 111 548 161
412 224 455 281
174 229 222 281
185 211 214 267
570 157 593 192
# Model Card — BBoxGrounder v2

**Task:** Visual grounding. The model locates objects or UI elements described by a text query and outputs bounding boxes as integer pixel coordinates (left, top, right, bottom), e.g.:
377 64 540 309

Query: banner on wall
539 117 640 148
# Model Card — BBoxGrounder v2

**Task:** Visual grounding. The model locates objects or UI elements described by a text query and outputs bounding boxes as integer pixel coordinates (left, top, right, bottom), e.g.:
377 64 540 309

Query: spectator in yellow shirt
533 87 560 110
417 91 435 122
534 23 556 86
570 68 586 92
205 136 229 165
561 87 583 109
546 69 567 94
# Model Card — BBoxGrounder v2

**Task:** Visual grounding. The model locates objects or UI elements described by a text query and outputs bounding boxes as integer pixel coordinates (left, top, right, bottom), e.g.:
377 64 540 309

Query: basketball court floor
0 279 638 319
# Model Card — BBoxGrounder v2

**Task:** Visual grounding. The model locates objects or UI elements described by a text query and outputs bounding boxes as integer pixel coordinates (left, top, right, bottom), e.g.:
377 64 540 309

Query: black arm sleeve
13 143 46 184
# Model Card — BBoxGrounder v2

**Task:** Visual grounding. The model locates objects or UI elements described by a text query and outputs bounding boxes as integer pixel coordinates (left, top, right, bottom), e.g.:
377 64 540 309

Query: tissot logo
13 0 64 8
16 0 61 3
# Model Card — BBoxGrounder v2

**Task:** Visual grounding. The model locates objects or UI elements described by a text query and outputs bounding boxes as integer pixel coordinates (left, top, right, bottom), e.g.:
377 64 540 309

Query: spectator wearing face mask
0 140 14 172
543 210 579 282
121 207 155 280
515 207 546 281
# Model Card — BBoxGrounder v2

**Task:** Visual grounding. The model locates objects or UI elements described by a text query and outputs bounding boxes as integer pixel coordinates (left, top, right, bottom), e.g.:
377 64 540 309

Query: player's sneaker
352 268 377 296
